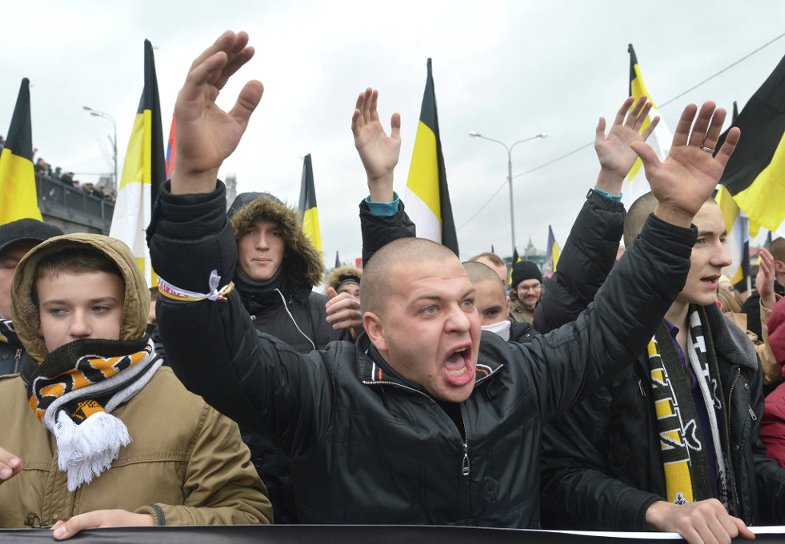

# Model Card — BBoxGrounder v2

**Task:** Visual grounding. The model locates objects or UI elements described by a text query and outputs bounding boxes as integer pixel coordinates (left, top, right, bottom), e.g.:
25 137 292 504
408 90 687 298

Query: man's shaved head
463 261 505 298
469 252 507 284
361 238 460 315
623 192 658 248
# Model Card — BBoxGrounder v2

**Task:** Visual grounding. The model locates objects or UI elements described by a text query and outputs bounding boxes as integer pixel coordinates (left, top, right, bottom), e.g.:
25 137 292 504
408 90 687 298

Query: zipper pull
461 441 470 477
748 405 758 421
14 349 22 373
638 379 646 397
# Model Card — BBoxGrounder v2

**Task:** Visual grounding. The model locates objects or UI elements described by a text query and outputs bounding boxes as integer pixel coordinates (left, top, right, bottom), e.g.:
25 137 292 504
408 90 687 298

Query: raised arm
352 88 416 265
534 97 658 333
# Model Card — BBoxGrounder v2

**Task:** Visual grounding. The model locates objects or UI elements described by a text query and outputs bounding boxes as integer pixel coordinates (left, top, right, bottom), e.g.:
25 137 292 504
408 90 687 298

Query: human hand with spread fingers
595 95 659 193
352 88 401 202
631 101 740 228
172 30 264 195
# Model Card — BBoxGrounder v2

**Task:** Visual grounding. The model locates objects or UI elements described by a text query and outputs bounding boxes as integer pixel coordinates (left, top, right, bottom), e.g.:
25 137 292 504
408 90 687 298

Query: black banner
1 525 782 543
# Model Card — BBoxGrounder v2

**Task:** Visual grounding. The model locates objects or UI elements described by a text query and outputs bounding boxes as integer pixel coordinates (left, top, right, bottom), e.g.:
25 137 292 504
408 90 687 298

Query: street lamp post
83 106 118 194
469 131 547 257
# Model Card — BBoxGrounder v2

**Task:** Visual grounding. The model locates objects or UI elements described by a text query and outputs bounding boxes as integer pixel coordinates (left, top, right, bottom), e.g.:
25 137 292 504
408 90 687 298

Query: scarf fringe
55 410 131 491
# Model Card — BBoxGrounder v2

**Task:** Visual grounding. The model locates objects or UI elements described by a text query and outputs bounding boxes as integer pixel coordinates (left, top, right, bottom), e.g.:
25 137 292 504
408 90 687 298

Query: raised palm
173 31 264 187
631 102 740 221
595 96 659 179
352 88 401 181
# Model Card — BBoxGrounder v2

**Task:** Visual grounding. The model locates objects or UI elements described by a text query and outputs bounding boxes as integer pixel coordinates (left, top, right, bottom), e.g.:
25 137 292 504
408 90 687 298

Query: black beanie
510 261 542 288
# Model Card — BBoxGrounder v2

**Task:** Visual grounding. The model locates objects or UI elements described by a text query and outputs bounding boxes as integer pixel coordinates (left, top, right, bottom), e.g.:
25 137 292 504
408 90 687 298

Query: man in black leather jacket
147 32 735 528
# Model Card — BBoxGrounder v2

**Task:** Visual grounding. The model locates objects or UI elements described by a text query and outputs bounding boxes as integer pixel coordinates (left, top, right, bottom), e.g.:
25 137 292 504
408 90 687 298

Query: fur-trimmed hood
325 265 362 292
229 193 324 289
11 233 149 364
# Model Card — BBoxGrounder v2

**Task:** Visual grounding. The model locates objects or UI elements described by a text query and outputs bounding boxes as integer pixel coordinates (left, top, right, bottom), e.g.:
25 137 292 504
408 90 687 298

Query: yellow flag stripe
733 132 785 236
302 207 322 252
0 149 42 223
407 121 442 221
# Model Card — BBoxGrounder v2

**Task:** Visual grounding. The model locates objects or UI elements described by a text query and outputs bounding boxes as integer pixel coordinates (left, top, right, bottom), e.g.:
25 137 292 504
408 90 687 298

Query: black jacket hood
229 192 324 289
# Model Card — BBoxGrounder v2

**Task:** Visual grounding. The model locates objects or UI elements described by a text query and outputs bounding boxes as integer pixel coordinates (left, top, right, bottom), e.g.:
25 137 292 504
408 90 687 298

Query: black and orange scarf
26 336 161 491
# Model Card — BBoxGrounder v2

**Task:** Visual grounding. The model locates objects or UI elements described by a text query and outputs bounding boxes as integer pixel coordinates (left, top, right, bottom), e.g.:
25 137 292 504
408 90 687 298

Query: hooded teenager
225 192 360 523
0 233 271 535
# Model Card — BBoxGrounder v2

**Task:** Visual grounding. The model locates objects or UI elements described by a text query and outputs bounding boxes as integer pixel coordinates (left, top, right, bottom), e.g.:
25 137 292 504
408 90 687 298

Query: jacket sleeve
540 386 662 530
509 213 695 424
136 405 274 525
360 199 416 266
148 181 337 458
533 190 624 334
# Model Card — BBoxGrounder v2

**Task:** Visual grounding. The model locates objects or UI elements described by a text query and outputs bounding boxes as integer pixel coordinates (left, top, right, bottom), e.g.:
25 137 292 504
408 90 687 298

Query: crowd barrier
2 524 784 543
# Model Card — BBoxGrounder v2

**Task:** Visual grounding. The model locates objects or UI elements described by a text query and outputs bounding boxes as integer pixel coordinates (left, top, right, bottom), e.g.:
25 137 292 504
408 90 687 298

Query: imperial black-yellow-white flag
623 44 673 209
0 78 42 224
716 53 785 237
298 153 322 252
110 40 165 287
404 58 459 256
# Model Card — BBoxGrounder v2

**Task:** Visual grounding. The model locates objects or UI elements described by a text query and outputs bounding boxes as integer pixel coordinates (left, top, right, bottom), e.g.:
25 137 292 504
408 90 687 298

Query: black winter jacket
0 320 30 376
148 180 695 526
539 199 785 530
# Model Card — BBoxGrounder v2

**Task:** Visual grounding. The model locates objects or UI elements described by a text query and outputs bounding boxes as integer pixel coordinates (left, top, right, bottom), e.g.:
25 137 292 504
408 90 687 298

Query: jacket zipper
363 364 502 480
13 349 21 373
725 367 741 513
461 440 470 476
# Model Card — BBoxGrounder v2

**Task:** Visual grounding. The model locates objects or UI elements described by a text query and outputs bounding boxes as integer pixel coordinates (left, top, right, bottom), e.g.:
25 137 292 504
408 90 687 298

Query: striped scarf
27 336 162 491
647 306 730 509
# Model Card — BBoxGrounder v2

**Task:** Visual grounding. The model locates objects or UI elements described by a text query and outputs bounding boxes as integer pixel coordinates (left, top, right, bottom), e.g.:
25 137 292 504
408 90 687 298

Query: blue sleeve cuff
364 192 400 217
592 186 623 202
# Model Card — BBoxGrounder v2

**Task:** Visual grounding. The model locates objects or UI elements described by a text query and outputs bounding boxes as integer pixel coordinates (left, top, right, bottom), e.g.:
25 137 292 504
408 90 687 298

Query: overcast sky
3 1 785 264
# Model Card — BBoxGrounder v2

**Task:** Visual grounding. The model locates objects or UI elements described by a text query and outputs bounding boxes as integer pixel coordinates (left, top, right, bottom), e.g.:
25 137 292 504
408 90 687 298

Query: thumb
326 287 338 301
390 112 401 141
629 140 660 170
734 517 756 540
595 117 606 143
228 80 264 128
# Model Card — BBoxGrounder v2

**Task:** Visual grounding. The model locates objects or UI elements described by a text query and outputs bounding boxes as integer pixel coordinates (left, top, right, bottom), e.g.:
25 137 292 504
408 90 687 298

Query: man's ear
774 259 785 275
504 296 511 314
363 311 388 352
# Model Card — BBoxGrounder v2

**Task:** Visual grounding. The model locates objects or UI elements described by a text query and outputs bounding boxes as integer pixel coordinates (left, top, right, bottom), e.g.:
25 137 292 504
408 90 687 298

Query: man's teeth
447 367 467 377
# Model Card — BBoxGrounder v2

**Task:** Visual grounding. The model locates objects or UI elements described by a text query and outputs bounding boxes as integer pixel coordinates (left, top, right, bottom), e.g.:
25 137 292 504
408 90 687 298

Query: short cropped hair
361 238 458 315
463 261 505 298
623 192 658 248
469 252 506 268
624 192 718 248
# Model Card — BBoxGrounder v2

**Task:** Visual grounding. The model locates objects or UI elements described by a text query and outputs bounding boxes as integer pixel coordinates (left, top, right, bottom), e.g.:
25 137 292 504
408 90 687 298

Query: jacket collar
355 333 503 395
637 305 758 373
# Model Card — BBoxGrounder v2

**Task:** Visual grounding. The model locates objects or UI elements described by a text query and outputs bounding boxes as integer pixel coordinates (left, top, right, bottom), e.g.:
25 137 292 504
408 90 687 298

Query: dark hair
33 247 123 305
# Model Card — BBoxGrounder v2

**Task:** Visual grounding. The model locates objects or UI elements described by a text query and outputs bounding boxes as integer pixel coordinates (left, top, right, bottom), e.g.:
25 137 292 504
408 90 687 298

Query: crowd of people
34 155 117 204
1 30 785 544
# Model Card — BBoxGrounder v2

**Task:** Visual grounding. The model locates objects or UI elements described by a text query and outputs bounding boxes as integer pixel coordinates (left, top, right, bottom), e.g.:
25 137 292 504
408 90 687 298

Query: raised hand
172 31 264 195
758 247 778 310
595 96 659 192
0 447 21 485
630 102 740 228
351 88 401 202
